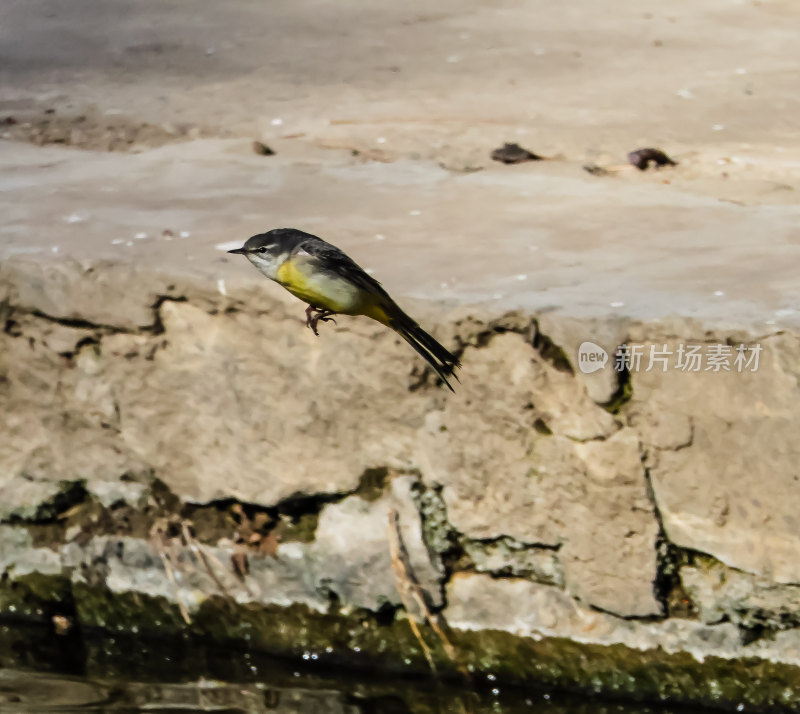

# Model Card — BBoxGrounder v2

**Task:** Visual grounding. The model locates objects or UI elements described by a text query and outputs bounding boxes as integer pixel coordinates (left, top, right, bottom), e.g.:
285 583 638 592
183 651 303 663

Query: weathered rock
535 313 629 404
417 334 660 617
90 300 436 504
446 572 749 661
6 260 800 707
0 525 62 576
87 480 150 509
55 478 441 618
309 475 443 611
0 476 80 521
462 537 564 586
629 332 800 584
0 290 443 503
681 557 800 631
0 258 162 331
64 535 331 615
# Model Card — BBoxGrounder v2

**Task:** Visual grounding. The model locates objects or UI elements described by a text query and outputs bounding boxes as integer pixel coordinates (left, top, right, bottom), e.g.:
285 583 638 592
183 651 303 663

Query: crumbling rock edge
2 257 800 711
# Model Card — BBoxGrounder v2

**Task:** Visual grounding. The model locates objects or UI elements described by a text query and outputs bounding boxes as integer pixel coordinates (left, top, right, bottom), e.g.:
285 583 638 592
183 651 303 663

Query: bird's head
228 230 294 278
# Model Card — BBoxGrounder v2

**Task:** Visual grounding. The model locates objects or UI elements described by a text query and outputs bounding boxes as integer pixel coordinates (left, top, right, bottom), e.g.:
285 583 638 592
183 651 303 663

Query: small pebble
134 232 148 239
713 290 725 296
64 213 86 223
180 230 191 238
376 137 387 144
491 142 543 164
217 279 227 296
610 301 625 307
515 274 528 281
270 118 283 126
628 147 677 170
712 124 725 131
111 238 125 245
252 141 275 156
52 615 71 636
409 209 422 216
374 233 385 240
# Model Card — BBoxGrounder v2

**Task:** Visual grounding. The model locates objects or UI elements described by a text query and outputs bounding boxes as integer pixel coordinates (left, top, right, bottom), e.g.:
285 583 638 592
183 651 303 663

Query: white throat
246 251 289 281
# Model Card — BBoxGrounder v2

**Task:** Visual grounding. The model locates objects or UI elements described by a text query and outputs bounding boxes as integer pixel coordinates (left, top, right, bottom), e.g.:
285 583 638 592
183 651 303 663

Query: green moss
72 582 188 633
281 512 319 543
0 572 72 620
532 327 574 374
6 572 800 710
353 467 390 502
449 628 800 710
601 365 633 414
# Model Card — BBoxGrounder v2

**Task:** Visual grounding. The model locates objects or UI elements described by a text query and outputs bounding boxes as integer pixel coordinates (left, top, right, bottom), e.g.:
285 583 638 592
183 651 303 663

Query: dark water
0 621 714 714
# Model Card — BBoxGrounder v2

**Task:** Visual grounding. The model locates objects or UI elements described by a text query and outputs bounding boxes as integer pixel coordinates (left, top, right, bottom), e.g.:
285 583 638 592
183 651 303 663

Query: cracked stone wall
3 257 800 707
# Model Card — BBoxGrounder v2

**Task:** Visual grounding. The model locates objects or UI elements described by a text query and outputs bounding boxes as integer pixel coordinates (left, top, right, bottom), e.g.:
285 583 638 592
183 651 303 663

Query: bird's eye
258 247 268 253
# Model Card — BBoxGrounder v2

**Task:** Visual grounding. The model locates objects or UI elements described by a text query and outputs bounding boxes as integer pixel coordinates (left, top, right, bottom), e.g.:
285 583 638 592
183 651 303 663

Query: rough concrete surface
2 0 800 710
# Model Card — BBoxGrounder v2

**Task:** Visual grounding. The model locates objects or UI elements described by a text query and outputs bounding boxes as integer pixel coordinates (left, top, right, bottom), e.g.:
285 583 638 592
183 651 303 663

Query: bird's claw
305 306 337 337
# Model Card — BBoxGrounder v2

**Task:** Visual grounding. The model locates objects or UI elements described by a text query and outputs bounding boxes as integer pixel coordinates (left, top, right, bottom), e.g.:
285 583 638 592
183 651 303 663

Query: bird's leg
304 305 317 329
305 305 337 336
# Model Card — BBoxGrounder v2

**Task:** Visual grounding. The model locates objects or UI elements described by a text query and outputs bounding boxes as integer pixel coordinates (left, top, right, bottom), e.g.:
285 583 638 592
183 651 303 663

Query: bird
227 228 460 390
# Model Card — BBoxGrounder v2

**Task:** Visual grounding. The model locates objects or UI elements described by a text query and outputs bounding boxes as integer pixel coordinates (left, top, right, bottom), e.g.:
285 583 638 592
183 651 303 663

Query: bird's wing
294 236 459 388
294 237 395 304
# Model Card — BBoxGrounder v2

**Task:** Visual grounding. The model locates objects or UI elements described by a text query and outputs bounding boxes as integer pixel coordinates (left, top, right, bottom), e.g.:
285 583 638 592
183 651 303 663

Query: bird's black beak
228 247 248 255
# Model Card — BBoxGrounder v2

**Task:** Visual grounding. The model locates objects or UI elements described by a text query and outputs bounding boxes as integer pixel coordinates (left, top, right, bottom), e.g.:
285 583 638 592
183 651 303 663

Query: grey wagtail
228 228 460 391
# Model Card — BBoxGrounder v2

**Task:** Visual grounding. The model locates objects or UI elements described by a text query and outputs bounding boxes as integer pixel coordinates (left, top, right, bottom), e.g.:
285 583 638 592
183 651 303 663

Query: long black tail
391 312 460 392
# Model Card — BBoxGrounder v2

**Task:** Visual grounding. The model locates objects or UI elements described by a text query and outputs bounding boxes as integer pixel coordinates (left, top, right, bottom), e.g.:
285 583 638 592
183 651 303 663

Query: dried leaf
251 512 271 531
231 550 250 580
258 522 285 558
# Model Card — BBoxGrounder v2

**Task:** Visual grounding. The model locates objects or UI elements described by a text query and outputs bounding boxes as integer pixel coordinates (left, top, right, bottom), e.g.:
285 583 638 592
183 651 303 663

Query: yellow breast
276 258 361 314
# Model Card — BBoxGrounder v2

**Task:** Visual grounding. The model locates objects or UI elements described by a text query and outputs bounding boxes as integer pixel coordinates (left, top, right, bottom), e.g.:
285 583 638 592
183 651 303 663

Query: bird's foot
305 306 337 336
